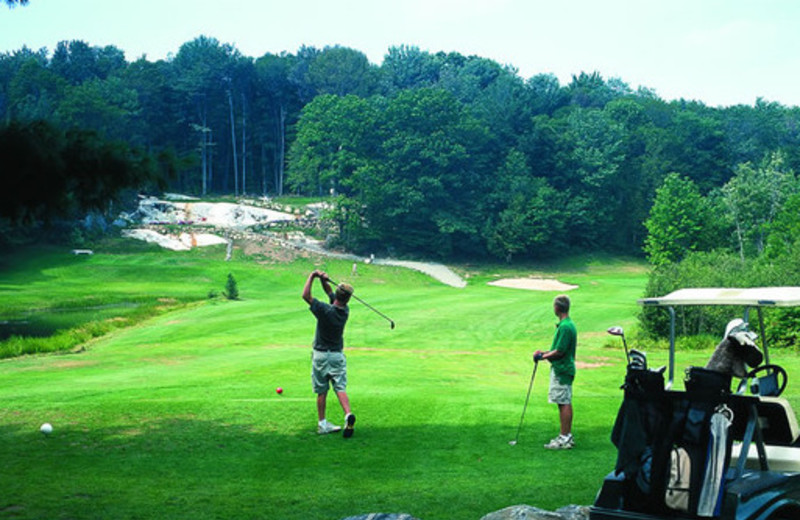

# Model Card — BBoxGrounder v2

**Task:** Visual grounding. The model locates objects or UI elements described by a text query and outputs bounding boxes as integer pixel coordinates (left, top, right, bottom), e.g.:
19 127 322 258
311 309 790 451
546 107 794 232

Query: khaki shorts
311 350 347 394
548 369 573 405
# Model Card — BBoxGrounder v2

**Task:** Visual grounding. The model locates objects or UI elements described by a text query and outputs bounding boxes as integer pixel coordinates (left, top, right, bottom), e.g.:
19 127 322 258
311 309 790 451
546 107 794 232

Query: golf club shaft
326 277 395 328
621 336 630 365
512 360 538 444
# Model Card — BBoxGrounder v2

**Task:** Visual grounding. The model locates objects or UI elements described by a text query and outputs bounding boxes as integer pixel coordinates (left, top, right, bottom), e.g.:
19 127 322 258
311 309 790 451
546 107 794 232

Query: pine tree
224 273 239 300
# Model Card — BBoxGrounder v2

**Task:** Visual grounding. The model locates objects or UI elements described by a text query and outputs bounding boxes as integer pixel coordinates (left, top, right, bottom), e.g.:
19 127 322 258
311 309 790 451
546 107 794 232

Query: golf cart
590 287 800 520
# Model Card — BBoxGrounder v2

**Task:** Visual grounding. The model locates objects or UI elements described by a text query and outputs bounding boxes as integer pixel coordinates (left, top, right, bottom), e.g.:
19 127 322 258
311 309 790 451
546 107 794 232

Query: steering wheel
736 364 788 397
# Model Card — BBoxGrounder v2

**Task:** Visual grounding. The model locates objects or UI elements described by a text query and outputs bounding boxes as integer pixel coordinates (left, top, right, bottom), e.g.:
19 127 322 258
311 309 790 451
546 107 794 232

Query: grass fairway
3 244 775 519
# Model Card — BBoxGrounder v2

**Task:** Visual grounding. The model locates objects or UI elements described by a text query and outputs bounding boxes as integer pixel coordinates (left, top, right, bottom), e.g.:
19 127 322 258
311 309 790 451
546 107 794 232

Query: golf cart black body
590 288 800 520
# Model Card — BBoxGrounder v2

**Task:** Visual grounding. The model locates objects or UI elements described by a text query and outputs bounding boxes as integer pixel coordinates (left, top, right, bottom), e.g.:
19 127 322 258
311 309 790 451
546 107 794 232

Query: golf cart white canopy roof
639 287 800 308
637 287 800 388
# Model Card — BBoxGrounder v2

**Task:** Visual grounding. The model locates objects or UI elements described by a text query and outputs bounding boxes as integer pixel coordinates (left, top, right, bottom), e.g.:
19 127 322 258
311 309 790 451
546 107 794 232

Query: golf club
607 326 630 365
509 360 538 446
326 277 395 329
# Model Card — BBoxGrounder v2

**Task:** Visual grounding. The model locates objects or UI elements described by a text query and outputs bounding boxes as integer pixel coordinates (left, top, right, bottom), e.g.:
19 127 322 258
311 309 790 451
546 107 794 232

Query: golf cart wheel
736 364 788 397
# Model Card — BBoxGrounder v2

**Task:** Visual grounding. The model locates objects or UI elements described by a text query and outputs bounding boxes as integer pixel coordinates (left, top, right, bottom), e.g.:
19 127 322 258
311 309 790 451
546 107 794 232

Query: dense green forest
3 37 800 265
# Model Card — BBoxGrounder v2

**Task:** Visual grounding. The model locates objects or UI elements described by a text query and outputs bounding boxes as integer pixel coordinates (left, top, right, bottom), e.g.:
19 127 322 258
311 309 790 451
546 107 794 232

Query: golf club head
390 321 395 330
608 326 631 364
607 326 624 337
508 440 517 446
629 349 647 370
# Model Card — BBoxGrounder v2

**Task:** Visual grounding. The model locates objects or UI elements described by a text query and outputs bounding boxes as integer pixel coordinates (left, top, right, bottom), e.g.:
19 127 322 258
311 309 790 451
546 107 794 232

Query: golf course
1 240 798 520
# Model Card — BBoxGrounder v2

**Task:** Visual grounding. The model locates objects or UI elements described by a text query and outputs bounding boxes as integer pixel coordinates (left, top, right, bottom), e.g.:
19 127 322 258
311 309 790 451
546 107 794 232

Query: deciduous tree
722 152 796 260
644 173 710 266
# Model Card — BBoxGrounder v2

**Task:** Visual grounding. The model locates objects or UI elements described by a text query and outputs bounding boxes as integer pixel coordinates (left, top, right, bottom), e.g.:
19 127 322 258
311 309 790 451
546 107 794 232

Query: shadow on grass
0 417 615 520
0 245 93 288
0 303 143 340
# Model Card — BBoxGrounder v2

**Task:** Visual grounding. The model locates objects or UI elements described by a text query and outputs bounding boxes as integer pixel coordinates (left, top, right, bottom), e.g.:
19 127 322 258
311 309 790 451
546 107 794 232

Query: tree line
3 37 800 261
639 151 800 344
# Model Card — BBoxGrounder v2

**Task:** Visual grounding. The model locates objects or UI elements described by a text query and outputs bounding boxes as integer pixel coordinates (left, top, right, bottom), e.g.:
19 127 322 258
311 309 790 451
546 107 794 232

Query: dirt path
287 239 466 288
373 259 466 288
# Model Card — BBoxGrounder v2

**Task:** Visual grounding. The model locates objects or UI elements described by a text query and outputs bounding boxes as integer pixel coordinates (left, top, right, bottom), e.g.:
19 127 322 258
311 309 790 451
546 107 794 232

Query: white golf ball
40 423 53 435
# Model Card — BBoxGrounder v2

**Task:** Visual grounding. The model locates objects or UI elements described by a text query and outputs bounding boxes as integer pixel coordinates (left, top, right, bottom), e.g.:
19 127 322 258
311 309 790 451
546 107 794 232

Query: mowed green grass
2 244 797 519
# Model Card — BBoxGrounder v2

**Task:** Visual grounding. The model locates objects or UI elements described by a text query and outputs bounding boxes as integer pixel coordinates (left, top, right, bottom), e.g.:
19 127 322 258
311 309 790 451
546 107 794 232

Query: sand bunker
488 278 578 291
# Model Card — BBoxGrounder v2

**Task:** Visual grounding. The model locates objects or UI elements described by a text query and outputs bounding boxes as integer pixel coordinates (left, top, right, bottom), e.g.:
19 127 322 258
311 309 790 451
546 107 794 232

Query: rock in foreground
339 505 589 520
342 514 421 520
480 505 589 520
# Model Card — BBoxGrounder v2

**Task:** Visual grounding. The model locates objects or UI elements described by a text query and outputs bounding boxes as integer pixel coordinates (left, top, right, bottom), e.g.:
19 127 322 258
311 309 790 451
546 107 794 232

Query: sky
2 0 800 108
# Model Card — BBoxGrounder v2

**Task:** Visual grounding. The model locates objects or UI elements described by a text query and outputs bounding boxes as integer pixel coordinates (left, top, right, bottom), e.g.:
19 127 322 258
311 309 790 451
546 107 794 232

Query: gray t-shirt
309 293 349 351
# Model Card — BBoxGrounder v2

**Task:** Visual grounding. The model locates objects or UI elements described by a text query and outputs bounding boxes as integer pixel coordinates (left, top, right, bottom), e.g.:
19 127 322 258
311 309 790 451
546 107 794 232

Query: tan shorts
311 350 347 394
548 369 573 405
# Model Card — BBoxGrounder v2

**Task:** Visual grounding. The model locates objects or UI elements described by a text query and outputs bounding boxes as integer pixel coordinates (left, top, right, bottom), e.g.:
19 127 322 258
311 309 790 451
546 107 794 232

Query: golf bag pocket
635 448 654 495
682 406 708 445
685 367 731 399
665 446 691 512
624 367 664 396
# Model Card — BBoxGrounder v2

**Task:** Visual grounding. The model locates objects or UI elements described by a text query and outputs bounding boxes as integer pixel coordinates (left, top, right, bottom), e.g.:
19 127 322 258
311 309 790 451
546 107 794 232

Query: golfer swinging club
534 294 577 449
302 269 356 438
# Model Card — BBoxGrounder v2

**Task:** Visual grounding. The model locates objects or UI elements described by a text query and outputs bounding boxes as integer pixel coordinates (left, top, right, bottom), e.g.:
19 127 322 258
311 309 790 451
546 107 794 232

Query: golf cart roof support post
733 401 771 478
758 307 770 365
745 305 771 364
668 306 675 389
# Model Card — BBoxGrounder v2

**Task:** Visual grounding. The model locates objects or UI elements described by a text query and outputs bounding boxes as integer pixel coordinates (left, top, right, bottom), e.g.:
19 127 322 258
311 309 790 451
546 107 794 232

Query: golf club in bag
607 326 630 365
509 360 538 446
326 277 395 329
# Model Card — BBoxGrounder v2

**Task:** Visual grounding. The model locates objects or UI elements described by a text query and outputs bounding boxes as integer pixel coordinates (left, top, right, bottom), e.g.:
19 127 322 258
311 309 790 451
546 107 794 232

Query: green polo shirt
551 316 577 385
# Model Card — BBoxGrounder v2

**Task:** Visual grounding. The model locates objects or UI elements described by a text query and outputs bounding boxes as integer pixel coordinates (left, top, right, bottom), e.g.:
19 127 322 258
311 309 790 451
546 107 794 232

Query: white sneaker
317 419 341 434
544 434 574 450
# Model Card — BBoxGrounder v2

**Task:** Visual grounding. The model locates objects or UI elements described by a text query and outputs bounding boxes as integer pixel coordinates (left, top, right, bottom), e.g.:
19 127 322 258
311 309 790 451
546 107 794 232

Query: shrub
764 308 800 350
676 333 721 351
639 251 746 339
640 246 800 349
224 273 239 300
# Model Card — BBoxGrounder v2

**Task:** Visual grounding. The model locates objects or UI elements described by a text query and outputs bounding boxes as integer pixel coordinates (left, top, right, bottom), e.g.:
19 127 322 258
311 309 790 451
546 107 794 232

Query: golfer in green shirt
534 294 577 449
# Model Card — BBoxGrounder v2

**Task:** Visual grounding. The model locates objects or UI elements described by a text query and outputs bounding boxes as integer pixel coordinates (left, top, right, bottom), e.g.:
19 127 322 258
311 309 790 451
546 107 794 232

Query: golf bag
611 366 668 509
685 366 732 400
610 366 734 517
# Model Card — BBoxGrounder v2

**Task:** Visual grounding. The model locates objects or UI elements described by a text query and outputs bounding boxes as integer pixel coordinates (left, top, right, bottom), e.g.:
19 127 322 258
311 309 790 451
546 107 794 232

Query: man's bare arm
302 271 317 304
318 271 334 297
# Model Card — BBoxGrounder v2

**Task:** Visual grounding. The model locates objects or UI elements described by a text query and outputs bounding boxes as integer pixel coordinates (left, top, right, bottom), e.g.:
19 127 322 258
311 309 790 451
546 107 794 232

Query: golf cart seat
730 395 800 446
730 443 800 472
755 396 800 446
729 363 799 446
